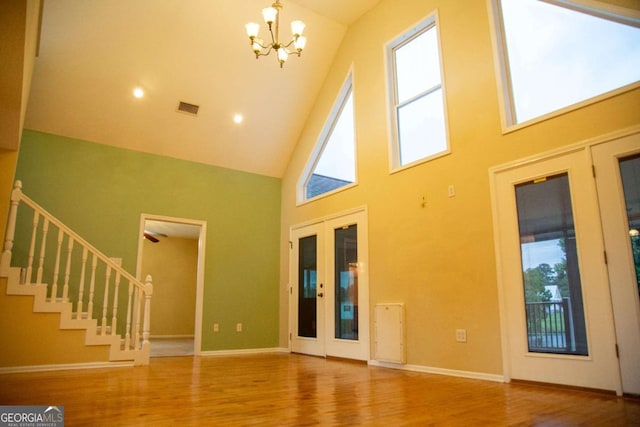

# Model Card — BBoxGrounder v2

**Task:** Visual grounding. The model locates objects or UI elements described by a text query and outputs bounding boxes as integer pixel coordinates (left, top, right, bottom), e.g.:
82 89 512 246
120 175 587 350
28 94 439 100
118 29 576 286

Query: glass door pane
619 154 640 299
334 225 358 340
298 235 317 338
515 173 588 355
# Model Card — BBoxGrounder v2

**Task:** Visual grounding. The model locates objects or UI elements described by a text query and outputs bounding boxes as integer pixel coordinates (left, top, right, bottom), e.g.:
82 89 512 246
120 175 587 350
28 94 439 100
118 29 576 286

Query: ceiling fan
143 230 168 243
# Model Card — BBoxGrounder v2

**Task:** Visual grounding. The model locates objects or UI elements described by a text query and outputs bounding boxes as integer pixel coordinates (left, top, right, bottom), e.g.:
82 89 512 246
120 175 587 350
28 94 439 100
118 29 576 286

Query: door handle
317 292 324 298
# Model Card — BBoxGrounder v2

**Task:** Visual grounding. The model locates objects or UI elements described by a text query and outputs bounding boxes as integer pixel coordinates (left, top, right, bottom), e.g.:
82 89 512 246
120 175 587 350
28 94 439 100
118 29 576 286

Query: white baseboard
0 361 134 374
198 347 289 357
368 360 505 383
150 335 195 339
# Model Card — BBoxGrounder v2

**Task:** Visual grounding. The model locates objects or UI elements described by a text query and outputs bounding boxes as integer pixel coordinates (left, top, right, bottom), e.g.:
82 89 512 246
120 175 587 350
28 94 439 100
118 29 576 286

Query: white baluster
101 266 112 336
62 236 73 302
142 275 153 347
50 229 63 300
25 212 40 285
77 247 88 318
125 281 134 350
111 271 121 336
0 181 21 277
36 218 49 284
87 254 97 318
134 287 142 349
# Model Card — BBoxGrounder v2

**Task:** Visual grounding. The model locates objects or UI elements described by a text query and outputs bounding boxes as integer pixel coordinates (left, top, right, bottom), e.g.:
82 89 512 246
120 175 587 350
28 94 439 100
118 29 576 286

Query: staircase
0 181 153 368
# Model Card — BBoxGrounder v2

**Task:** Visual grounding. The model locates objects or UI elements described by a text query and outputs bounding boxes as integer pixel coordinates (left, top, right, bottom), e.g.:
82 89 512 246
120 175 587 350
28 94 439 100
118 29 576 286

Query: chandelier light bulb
294 35 306 52
291 20 305 37
277 47 289 65
246 22 260 38
262 6 277 25
252 39 263 54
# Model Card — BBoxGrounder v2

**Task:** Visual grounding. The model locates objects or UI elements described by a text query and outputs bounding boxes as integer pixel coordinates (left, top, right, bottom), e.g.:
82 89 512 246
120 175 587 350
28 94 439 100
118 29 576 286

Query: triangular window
496 0 640 125
300 74 356 201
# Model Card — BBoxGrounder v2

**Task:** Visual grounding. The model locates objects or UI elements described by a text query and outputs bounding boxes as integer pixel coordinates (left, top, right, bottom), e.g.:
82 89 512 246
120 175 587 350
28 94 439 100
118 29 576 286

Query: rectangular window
515 174 588 355
298 235 318 338
334 224 358 340
387 14 449 170
619 154 640 298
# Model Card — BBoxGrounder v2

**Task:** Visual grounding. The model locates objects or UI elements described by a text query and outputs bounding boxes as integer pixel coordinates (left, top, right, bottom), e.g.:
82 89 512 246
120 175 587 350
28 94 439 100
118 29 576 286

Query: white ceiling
24 0 382 178
144 220 201 240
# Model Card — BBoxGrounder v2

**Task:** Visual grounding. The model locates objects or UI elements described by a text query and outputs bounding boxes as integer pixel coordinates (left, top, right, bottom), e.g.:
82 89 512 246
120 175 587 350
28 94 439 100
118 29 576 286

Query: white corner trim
368 360 505 383
0 361 134 374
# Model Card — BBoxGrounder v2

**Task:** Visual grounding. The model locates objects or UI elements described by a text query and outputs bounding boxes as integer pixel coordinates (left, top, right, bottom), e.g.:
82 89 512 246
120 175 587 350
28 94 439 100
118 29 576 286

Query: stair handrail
1 180 153 355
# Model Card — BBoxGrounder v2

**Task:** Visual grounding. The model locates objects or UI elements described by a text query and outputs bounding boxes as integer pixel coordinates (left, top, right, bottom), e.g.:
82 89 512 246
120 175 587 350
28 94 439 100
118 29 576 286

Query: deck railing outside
526 298 574 353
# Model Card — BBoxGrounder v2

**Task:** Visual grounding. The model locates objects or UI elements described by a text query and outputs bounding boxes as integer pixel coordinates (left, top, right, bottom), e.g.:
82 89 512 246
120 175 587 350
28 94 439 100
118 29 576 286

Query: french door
289 209 370 361
592 133 640 395
493 148 620 392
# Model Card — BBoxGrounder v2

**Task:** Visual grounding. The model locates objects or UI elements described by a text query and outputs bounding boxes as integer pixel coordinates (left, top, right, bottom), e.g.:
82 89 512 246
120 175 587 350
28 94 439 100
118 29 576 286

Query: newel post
142 274 153 346
0 181 23 277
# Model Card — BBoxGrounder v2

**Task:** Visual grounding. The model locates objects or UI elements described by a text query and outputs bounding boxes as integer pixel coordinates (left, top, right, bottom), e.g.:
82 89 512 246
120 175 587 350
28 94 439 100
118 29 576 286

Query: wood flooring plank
0 353 638 426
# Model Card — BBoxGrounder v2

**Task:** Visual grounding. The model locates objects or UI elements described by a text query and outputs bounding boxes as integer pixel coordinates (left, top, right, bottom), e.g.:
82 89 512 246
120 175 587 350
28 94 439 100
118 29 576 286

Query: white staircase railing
1 180 153 364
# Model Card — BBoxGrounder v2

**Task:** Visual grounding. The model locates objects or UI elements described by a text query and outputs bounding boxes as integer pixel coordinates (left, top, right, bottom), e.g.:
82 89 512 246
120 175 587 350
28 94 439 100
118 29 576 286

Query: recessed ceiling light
133 87 144 98
233 114 244 124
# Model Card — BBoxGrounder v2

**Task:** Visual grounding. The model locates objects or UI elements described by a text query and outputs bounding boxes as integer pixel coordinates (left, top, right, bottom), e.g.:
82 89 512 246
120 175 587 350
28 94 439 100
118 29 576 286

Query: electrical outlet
456 329 467 343
448 185 455 198
213 323 219 332
236 323 242 332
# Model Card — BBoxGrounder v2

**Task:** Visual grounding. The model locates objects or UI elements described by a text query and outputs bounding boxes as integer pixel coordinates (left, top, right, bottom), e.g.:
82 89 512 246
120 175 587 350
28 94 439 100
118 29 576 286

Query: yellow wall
141 237 198 336
0 278 110 367
0 0 40 246
279 0 640 374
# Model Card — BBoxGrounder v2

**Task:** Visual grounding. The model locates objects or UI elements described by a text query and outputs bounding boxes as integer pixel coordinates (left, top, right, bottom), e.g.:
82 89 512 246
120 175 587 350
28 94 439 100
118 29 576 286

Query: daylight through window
498 0 640 125
388 15 449 169
301 75 356 201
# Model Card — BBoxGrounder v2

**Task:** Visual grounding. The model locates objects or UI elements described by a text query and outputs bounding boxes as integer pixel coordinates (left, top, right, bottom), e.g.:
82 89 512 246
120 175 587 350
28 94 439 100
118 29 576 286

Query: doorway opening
136 214 206 357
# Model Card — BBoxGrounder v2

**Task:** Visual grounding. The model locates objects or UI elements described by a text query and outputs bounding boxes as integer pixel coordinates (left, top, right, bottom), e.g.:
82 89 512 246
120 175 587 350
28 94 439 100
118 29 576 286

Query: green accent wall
15 130 281 351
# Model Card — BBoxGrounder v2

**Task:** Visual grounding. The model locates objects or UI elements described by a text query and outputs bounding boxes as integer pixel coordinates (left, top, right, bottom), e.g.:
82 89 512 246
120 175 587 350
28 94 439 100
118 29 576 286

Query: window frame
488 0 640 133
297 70 357 205
386 11 451 173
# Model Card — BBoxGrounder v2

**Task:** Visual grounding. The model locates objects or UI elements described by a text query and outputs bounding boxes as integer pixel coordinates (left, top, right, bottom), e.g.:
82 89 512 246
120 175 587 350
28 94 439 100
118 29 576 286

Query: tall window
496 0 640 125
300 74 356 202
387 14 449 170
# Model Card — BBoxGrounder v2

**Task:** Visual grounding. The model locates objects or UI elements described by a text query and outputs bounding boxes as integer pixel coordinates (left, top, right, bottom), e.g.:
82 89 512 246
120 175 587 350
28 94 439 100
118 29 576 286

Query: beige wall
141 237 198 336
279 0 640 375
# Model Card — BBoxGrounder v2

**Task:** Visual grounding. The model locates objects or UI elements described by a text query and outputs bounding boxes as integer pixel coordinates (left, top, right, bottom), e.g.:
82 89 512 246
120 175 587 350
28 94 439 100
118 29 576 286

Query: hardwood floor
0 353 638 426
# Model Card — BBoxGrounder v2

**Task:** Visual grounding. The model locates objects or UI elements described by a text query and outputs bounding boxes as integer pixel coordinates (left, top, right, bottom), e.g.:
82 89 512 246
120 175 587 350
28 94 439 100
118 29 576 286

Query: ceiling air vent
177 101 199 116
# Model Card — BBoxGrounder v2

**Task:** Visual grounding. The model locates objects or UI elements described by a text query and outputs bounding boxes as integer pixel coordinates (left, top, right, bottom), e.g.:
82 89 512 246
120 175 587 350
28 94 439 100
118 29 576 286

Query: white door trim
136 213 207 355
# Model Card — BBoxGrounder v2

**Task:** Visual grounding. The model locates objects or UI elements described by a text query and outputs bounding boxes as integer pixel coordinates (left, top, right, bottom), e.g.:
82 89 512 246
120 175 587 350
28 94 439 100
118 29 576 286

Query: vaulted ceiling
25 0 382 178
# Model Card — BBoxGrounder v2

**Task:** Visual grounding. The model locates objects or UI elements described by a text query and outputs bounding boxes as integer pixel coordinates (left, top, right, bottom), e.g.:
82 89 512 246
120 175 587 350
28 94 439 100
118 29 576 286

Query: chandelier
245 1 307 68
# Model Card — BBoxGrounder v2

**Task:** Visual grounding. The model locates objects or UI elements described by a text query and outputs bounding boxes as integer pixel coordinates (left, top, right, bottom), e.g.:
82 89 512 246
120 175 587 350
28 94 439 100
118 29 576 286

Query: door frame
288 206 370 361
135 213 207 355
489 125 640 395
